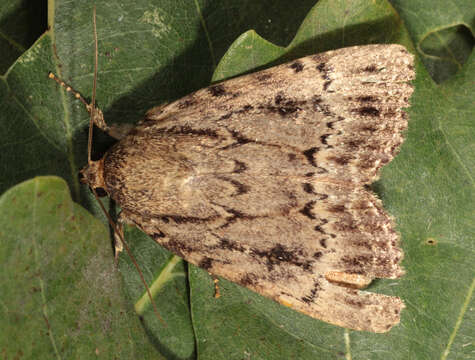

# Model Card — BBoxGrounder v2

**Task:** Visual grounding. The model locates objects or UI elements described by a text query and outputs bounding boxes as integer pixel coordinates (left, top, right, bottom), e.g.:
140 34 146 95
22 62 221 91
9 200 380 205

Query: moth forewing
77 43 415 333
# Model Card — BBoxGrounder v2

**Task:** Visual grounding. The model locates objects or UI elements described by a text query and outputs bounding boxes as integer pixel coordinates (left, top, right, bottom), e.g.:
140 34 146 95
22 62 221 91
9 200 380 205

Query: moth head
79 158 108 197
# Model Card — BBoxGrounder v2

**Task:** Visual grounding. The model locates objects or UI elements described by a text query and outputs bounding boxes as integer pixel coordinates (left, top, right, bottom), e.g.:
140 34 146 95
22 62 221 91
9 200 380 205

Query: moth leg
47 72 111 134
87 106 110 134
86 108 133 140
113 210 138 260
88 109 135 140
106 123 135 140
112 222 124 262
211 275 221 298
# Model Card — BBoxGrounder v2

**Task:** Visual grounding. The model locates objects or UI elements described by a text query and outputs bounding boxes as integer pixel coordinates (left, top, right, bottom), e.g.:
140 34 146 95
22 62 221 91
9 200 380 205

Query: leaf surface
0 0 473 359
0 177 161 359
391 0 474 83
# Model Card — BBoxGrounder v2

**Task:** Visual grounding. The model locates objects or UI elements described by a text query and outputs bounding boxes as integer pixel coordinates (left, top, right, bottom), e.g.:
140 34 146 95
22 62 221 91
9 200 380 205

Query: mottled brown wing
102 44 414 333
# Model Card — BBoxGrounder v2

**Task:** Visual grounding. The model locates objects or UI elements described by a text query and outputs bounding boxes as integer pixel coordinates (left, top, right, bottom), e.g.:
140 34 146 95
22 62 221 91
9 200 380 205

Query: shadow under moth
65 43 415 333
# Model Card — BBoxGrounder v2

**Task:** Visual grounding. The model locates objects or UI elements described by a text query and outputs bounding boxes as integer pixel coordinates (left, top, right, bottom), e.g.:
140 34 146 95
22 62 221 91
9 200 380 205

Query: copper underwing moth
57 21 414 332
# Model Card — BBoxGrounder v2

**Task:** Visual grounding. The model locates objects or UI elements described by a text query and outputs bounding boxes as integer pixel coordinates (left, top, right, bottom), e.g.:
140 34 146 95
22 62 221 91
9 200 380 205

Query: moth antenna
48 6 105 144
91 188 166 325
88 5 99 164
88 7 166 326
49 5 166 328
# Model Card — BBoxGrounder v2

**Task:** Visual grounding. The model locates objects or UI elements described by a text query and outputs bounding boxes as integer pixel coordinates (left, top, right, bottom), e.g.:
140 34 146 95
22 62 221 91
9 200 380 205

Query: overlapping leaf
0 0 473 359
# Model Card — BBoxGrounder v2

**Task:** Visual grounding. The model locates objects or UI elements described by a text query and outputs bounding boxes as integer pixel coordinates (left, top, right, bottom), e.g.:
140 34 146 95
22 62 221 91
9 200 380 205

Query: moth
55 34 414 333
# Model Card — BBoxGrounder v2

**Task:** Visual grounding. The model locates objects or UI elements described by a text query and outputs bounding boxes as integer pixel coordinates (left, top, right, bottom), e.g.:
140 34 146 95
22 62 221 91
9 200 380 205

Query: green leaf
390 0 474 83
117 227 196 359
1 0 473 359
0 0 46 73
0 176 161 359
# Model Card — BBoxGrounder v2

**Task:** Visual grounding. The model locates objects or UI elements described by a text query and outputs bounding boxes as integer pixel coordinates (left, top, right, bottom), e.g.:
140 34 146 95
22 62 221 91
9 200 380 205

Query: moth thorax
79 158 107 194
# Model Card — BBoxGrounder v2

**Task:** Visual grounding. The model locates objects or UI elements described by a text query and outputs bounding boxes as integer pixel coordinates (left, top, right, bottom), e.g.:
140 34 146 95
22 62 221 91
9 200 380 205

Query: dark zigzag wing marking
102 44 414 332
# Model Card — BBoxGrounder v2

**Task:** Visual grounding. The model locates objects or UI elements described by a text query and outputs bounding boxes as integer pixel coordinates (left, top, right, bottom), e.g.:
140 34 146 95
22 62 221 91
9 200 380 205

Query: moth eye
78 171 87 184
93 187 107 197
